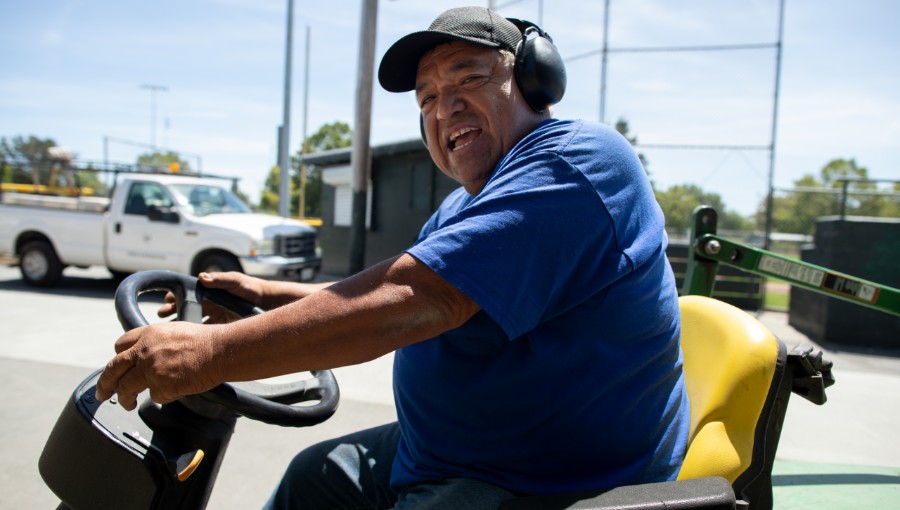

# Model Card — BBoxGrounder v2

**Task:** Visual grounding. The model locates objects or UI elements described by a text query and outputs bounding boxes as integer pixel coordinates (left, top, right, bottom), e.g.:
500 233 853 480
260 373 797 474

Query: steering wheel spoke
177 289 205 324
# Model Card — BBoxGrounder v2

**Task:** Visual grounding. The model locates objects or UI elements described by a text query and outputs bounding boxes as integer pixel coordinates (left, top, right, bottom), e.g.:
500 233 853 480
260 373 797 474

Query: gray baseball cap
378 6 523 93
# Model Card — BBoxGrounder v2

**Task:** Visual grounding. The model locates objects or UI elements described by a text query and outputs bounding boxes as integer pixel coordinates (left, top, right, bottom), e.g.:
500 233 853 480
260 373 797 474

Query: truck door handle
115 223 122 234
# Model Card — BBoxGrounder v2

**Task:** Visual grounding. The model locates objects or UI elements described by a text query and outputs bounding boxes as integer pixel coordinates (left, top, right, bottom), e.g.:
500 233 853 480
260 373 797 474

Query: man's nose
435 91 465 121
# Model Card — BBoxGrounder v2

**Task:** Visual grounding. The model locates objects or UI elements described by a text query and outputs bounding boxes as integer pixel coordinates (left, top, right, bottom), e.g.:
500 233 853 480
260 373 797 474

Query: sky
2 0 898 217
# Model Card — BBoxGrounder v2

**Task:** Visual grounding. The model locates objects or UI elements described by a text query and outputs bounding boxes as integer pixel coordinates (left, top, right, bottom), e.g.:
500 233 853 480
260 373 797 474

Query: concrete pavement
753 310 900 469
1 264 898 508
0 265 396 509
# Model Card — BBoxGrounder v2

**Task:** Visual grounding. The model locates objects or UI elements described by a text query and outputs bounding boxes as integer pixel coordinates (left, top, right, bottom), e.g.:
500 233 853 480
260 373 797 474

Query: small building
302 139 458 276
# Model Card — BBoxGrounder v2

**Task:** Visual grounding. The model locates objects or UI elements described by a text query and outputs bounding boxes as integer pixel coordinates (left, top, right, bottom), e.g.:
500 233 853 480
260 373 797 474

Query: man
96 6 688 509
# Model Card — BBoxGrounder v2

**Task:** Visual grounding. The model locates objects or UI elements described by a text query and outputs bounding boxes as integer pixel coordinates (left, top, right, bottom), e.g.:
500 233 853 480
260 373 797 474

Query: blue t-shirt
393 119 688 496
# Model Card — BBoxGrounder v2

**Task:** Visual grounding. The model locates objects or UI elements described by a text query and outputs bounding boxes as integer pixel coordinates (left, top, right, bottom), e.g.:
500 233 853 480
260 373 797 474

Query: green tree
229 181 252 207
758 174 832 235
258 165 283 214
655 184 751 235
1 135 58 186
136 150 192 174
820 158 885 217
756 158 893 235
1 135 112 196
884 182 900 218
820 158 867 186
71 164 109 197
295 121 353 217
260 121 353 216
304 121 352 153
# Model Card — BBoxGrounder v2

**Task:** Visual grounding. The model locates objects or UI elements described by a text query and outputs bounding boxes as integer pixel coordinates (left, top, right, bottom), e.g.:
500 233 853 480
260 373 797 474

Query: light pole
299 24 310 219
278 0 294 218
139 84 168 153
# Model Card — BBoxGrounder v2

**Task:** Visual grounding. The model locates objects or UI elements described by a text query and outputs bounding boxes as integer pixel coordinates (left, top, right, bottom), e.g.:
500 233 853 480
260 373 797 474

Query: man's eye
419 96 434 108
462 75 485 86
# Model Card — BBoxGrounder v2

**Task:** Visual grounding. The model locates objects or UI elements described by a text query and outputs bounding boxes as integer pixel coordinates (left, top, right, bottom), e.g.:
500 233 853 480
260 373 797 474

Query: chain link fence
768 179 900 246
666 179 899 311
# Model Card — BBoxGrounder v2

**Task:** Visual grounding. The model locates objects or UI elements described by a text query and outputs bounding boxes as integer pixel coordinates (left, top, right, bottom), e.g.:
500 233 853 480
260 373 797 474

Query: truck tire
197 253 241 275
20 240 64 287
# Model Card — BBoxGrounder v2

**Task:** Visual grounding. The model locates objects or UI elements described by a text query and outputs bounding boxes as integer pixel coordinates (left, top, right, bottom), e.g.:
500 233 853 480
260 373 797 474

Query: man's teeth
449 127 476 152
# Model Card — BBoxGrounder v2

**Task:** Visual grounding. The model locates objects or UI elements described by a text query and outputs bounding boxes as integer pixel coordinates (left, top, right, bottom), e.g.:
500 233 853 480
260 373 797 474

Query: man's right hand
158 272 268 323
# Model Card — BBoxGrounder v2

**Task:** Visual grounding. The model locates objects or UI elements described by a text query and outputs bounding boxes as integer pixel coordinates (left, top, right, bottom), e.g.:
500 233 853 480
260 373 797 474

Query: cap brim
378 31 502 93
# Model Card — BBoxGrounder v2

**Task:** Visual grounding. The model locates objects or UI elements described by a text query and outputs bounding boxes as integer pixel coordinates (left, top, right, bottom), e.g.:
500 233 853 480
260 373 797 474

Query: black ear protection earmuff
420 18 567 146
507 18 567 113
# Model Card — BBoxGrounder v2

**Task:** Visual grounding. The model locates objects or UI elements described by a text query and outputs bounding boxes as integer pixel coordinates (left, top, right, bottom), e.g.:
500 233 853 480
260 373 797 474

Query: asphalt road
1 263 898 509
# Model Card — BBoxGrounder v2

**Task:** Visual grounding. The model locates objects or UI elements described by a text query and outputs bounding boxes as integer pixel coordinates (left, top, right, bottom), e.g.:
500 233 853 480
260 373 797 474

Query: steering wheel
113 270 339 427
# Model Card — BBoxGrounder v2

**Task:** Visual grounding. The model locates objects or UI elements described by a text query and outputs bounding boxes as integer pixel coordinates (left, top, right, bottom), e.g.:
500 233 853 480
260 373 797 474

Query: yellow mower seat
503 296 826 510
677 295 786 508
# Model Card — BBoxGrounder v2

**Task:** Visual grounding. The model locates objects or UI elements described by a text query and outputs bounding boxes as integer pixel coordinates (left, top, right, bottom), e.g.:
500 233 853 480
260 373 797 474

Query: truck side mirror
147 203 180 224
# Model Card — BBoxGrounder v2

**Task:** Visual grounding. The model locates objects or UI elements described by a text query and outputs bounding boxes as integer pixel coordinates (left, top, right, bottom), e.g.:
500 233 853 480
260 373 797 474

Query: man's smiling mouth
448 127 480 152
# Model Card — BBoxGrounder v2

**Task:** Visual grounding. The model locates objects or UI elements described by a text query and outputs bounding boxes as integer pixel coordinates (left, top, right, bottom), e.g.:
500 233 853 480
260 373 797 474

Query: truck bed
1 193 110 213
0 196 107 268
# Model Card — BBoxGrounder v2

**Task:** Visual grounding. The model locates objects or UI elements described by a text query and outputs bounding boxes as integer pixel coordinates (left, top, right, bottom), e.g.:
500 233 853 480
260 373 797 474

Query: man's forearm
260 279 337 309
213 253 479 382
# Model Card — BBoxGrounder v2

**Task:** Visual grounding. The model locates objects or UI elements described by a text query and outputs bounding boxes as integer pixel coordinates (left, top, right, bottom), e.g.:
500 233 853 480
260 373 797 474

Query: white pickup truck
0 173 322 286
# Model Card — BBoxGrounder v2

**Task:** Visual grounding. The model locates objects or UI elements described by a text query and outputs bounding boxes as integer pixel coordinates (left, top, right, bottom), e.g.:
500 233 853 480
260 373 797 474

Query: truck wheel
20 240 64 287
197 253 241 275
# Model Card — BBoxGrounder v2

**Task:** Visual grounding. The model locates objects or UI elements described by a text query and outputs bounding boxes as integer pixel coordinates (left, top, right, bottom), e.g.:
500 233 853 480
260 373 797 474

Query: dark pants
262 422 515 509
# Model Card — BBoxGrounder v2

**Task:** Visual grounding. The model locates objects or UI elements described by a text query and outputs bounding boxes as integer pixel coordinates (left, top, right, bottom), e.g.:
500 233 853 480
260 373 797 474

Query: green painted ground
773 460 900 509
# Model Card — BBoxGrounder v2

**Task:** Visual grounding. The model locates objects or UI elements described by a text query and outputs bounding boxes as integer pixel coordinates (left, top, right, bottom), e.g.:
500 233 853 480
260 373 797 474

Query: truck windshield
170 183 252 216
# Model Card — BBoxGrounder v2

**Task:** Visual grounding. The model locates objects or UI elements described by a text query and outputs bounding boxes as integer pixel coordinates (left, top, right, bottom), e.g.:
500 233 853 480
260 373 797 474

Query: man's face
415 41 543 195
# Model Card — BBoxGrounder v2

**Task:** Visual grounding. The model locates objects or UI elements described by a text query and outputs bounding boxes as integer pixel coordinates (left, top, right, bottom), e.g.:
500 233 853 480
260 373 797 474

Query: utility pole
139 84 168 152
279 0 295 218
349 0 378 273
299 25 311 219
